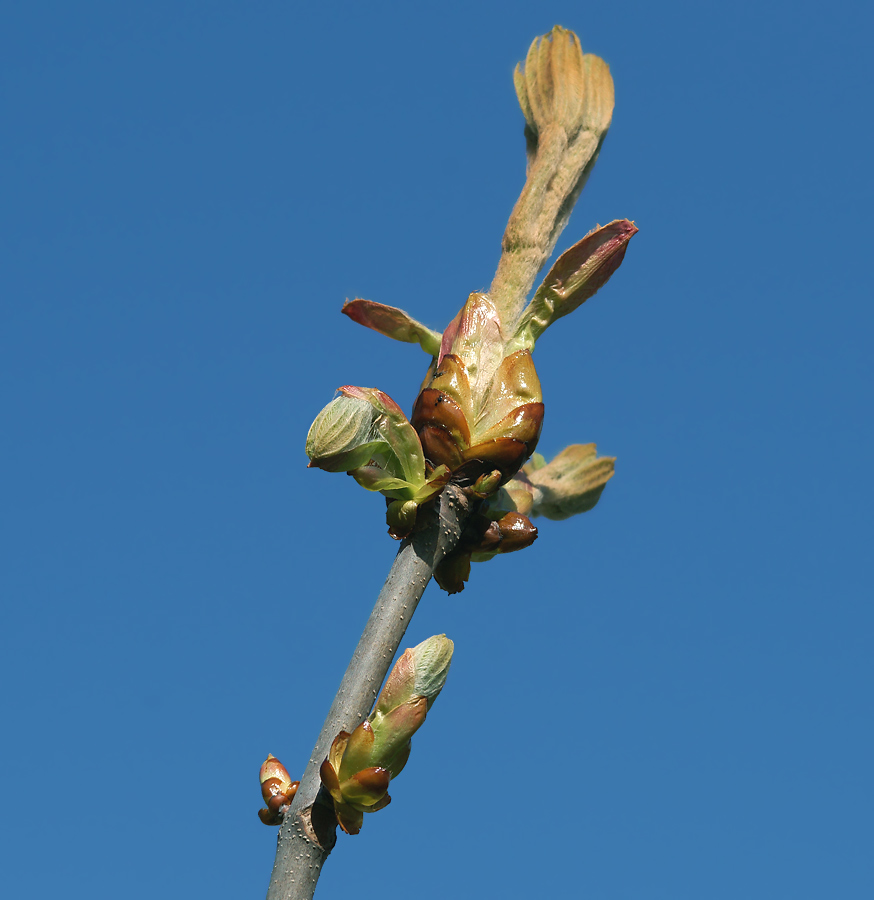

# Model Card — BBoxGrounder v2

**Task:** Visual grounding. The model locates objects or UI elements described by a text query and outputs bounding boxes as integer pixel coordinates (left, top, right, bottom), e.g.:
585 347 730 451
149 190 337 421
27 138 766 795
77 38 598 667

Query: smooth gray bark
265 485 470 900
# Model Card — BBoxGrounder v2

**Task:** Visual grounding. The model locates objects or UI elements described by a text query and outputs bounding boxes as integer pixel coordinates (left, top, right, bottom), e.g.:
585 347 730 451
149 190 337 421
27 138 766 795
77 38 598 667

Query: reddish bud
257 755 299 826
495 512 538 553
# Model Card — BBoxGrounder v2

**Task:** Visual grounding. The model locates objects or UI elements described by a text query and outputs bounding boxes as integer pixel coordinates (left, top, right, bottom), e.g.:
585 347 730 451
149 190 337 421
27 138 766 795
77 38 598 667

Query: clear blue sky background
2 2 872 897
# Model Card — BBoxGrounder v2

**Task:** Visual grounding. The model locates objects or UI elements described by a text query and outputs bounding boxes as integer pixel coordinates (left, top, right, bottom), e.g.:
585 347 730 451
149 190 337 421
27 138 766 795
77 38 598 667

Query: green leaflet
339 386 426 485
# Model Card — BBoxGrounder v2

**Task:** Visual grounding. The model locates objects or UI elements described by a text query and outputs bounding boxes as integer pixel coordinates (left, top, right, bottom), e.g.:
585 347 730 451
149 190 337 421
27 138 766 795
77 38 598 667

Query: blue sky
2 2 872 897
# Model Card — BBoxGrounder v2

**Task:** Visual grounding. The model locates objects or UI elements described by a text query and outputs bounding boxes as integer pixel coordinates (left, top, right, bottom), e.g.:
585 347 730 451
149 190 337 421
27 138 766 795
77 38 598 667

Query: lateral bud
319 635 454 834
433 508 539 593
257 754 300 826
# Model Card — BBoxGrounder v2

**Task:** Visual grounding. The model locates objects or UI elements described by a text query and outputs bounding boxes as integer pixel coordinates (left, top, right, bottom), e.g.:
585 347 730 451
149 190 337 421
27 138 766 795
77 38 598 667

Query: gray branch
265 30 617 899
265 485 470 900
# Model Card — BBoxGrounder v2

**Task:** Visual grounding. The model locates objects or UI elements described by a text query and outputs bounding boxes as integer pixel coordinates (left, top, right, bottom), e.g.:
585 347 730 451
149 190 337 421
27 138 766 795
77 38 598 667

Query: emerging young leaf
342 298 442 357
257 755 299 826
494 444 616 520
511 220 638 351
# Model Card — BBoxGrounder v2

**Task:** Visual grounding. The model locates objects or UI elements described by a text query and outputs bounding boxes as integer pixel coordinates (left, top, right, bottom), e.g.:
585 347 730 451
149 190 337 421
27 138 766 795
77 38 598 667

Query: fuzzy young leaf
409 634 454 707
339 386 426 485
525 444 615 518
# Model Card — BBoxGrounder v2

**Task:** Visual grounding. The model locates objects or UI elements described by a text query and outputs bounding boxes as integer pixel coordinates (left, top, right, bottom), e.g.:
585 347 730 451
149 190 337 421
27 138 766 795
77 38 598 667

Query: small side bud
472 469 503 497
258 754 299 826
433 507 539 590
386 498 419 539
493 511 538 553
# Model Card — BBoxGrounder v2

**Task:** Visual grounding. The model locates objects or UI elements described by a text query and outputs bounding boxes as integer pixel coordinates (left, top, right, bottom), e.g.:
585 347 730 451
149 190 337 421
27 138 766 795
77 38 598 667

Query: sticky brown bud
258 754 299 826
494 512 538 553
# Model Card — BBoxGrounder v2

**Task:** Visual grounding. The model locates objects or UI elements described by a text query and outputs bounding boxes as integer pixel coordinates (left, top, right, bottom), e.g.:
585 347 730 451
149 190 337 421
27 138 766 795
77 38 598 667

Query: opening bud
305 395 379 472
515 444 616 519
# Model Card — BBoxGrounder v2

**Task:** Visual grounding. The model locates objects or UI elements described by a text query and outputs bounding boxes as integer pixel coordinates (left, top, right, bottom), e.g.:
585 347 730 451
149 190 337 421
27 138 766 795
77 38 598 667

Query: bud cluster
303 25 636 591
257 754 299 826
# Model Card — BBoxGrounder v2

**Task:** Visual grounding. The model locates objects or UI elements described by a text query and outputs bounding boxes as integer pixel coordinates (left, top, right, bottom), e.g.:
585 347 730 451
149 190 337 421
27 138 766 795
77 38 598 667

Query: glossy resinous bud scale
305 394 378 473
